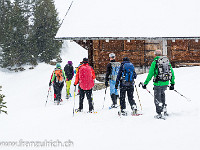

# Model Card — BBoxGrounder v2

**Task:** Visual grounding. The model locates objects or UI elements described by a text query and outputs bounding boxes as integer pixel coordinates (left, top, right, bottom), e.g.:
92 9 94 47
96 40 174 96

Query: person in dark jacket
115 57 137 115
64 61 74 99
105 53 120 108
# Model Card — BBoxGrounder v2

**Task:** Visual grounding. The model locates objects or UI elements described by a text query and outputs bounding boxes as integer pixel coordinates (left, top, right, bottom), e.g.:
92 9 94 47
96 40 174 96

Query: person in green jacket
141 50 175 119
49 63 66 104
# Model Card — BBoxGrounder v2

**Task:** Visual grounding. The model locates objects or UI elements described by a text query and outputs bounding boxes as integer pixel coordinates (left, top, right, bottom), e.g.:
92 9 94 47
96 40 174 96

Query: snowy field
0 41 200 150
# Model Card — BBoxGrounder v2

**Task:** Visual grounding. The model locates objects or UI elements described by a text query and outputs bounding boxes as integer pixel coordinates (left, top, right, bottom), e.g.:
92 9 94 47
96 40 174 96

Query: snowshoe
131 105 138 115
75 108 83 113
109 104 118 109
66 94 70 99
87 109 94 113
154 114 166 120
54 100 60 105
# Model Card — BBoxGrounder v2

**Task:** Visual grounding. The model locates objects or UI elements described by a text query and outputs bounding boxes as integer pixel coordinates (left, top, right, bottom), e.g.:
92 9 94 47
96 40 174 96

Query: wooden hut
55 0 200 80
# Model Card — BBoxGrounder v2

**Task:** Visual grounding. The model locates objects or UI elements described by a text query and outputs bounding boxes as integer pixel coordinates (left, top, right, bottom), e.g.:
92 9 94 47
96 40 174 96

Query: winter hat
154 50 162 56
109 53 115 58
68 61 72 65
56 63 61 68
123 57 129 61
83 58 88 64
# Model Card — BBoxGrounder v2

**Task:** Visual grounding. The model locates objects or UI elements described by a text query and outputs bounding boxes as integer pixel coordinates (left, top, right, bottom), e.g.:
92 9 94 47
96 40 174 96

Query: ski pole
102 87 107 109
134 82 142 110
173 89 191 102
45 86 51 106
139 82 160 105
73 85 76 116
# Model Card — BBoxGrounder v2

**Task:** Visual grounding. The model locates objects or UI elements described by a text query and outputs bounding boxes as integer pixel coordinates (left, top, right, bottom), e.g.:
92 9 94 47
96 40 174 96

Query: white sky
55 0 200 37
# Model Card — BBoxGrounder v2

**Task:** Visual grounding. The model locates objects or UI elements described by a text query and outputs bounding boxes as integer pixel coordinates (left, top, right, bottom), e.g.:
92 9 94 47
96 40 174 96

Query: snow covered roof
55 0 200 39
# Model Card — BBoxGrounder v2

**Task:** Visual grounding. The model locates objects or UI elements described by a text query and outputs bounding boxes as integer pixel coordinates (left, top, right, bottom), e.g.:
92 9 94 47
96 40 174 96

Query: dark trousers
120 85 136 110
53 82 64 101
154 85 167 114
79 87 93 111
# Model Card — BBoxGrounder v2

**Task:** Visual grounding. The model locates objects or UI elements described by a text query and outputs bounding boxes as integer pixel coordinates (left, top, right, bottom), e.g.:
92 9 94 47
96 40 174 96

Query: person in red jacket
74 58 96 113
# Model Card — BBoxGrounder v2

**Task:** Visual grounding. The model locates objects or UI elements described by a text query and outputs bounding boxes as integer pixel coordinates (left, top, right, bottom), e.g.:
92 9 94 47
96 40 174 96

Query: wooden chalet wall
75 39 200 79
168 40 200 66
92 40 147 75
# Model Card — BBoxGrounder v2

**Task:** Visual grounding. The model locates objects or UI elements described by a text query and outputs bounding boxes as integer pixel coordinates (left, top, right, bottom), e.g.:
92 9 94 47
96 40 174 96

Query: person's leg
110 80 117 105
154 86 163 114
57 82 64 101
79 87 85 110
161 85 168 114
66 80 72 95
127 85 137 110
120 86 126 110
86 89 93 111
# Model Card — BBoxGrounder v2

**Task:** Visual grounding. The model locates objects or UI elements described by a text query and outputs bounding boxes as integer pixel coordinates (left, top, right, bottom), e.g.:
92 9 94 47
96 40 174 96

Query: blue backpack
122 62 136 86
110 62 121 81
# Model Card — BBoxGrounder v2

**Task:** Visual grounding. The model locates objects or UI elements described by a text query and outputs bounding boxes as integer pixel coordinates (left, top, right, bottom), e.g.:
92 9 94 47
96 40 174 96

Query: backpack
79 64 94 90
64 64 73 80
54 68 64 83
110 62 121 81
122 62 136 86
154 56 172 82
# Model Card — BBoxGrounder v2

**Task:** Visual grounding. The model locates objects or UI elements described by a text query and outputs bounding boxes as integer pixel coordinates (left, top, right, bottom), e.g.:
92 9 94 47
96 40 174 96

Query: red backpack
79 64 94 90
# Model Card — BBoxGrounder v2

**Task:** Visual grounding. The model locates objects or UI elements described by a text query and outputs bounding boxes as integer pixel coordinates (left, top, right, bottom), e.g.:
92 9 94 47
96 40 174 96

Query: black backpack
64 64 74 80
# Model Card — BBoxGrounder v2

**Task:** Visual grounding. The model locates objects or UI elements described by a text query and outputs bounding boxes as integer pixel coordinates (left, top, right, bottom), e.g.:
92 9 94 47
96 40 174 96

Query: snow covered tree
0 86 7 114
31 0 62 63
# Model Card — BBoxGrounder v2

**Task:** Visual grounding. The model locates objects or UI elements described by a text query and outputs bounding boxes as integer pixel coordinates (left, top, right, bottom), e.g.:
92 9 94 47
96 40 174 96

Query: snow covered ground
0 41 200 150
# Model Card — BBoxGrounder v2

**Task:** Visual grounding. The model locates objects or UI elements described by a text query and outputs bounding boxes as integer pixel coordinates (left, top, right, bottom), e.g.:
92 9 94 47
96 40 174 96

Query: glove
169 84 174 90
74 83 76 86
115 84 118 89
105 81 108 87
139 82 146 89
142 84 146 89
49 81 52 86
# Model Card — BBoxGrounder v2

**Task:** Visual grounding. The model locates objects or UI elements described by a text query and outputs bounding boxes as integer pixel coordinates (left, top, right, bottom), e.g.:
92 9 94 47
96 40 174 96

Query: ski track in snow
0 41 200 150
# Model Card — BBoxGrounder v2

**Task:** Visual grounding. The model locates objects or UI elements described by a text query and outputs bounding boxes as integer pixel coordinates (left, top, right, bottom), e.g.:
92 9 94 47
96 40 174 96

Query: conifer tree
0 86 7 114
0 0 36 67
31 0 62 63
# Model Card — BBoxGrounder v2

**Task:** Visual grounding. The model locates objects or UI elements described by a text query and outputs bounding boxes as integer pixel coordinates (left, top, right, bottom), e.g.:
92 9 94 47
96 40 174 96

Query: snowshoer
74 61 83 96
141 50 175 119
74 58 96 113
49 63 66 104
115 57 137 116
105 53 120 108
64 61 74 99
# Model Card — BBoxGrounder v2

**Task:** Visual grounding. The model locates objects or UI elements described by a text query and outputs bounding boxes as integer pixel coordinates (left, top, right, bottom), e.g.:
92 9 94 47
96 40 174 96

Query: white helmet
109 53 115 58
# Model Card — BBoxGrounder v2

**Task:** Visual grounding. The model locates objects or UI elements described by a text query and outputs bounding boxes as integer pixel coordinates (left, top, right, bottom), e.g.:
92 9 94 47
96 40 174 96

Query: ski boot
87 109 94 113
110 104 118 109
163 104 169 116
66 94 70 99
75 108 83 113
154 113 166 120
118 109 127 116
131 105 138 115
